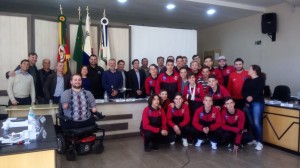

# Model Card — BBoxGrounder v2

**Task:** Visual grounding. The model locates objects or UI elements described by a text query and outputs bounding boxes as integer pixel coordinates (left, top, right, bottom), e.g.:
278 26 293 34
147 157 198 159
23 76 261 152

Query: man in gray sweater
7 59 35 106
60 74 97 129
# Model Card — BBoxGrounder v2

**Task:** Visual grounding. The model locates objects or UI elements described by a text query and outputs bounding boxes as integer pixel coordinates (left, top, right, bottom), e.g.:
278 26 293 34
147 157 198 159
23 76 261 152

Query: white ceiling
0 0 298 29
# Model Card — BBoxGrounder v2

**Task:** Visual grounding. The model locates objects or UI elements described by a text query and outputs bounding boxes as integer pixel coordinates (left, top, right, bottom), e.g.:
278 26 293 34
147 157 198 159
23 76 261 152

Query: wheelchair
55 110 105 161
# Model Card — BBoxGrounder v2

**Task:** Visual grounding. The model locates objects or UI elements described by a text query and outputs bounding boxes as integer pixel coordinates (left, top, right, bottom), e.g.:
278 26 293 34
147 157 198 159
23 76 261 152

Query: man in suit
44 62 71 104
117 60 129 98
128 59 146 98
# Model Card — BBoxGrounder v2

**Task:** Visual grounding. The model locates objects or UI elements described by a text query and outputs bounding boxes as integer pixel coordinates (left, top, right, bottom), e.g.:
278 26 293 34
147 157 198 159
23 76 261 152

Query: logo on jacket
182 109 184 114
226 70 231 74
235 116 239 121
163 76 166 81
174 76 178 81
225 115 228 120
212 113 216 119
200 113 204 119
98 71 101 75
149 80 152 85
197 88 200 93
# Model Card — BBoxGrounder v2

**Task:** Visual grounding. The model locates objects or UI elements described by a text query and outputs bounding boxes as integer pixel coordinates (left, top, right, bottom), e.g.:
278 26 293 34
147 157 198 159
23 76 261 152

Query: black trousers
143 130 169 144
168 124 192 142
220 130 236 145
8 97 31 106
193 127 223 143
234 99 245 111
60 116 95 129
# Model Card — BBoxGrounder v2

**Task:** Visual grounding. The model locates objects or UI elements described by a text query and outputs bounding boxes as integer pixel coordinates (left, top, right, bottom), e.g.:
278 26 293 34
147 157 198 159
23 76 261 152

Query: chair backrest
272 85 291 102
264 85 272 98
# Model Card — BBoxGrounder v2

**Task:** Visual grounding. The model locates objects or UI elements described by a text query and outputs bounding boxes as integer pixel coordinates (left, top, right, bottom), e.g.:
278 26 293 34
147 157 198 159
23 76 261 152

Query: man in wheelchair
57 74 105 160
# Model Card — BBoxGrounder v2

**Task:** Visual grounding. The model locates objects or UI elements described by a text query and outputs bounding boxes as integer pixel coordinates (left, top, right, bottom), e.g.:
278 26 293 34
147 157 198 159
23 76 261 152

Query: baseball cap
218 55 226 61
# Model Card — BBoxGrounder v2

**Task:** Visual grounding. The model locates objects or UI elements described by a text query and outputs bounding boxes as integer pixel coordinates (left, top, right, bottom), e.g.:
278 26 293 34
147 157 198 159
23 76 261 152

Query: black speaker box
261 13 277 34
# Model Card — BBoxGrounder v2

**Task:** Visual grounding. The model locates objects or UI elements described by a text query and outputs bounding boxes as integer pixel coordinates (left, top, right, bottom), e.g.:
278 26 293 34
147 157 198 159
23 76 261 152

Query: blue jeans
244 102 264 143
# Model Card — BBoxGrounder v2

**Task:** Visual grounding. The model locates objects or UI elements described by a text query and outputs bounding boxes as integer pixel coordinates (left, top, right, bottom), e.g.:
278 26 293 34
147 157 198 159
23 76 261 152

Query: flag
73 15 84 73
83 11 92 66
99 10 111 68
57 14 71 74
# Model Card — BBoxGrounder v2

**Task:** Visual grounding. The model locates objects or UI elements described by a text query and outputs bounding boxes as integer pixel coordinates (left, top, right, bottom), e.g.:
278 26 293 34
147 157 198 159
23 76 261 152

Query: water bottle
28 107 36 140
104 91 108 102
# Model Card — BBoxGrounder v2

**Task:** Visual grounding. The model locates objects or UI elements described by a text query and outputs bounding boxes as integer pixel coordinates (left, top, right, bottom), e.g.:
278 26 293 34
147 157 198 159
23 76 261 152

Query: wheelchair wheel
94 143 104 154
66 148 76 161
56 133 66 154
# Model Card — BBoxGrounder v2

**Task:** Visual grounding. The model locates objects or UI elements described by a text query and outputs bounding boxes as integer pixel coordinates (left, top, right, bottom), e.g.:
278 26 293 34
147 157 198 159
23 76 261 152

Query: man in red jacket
217 56 235 87
227 58 249 110
192 95 222 149
221 97 245 154
204 56 224 85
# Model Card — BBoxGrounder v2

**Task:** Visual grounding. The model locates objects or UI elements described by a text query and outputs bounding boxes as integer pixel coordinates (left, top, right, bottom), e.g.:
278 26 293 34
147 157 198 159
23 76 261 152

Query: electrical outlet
255 40 262 45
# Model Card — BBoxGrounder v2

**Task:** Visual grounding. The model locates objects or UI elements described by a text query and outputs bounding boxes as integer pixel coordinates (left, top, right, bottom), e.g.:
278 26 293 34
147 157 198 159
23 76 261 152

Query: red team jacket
207 84 231 107
227 70 249 99
192 106 222 132
167 104 190 128
183 84 206 102
142 106 167 133
145 76 158 96
210 68 224 85
218 65 235 87
221 109 245 145
155 71 180 100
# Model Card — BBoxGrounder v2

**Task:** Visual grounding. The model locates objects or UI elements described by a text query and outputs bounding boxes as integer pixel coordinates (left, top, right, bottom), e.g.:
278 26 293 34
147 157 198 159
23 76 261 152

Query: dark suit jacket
128 69 146 98
44 73 71 101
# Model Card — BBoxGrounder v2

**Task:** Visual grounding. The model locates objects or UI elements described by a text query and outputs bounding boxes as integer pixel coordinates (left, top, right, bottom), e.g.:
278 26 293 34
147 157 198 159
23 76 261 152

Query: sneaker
227 143 232 150
144 143 151 152
170 141 175 145
195 139 203 147
211 142 217 150
248 140 257 145
182 138 188 147
255 142 263 151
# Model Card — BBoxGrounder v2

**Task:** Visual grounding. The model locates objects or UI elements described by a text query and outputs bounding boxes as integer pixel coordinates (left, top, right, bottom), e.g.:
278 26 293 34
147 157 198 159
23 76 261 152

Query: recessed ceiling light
118 0 127 3
166 4 176 10
207 9 216 15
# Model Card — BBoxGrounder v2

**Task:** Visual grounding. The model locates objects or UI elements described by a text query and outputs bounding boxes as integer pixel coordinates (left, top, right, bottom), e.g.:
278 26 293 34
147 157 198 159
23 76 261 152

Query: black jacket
87 65 104 99
44 73 71 101
128 69 146 98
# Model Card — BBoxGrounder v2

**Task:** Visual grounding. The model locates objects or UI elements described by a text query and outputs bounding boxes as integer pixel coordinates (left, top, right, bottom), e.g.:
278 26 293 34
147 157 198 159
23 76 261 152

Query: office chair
272 85 291 102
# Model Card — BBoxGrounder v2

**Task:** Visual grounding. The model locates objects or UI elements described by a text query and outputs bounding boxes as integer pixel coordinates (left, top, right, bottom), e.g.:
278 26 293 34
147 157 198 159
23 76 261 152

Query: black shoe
94 112 105 120
151 143 159 150
144 143 151 152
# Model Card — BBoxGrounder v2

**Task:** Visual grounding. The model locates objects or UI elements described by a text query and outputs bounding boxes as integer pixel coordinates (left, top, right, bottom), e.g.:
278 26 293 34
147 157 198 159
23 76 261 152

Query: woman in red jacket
141 94 168 152
192 95 222 149
145 64 158 96
167 93 191 147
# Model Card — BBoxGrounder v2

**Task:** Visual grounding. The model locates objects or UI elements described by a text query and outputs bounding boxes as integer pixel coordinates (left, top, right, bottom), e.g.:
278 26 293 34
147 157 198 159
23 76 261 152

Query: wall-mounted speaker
261 13 277 34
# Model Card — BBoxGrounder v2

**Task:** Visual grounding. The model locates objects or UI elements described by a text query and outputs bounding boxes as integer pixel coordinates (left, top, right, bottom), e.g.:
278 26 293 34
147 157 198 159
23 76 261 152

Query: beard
72 85 81 89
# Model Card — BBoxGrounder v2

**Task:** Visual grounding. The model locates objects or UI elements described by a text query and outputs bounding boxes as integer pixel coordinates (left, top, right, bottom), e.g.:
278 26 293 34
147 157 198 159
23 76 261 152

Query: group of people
140 55 266 153
5 52 266 154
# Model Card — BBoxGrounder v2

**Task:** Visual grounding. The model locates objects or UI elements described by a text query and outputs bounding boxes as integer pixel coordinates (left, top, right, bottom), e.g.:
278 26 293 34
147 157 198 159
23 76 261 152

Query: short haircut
173 92 183 99
42 58 50 63
234 58 244 64
159 89 168 94
182 56 187 59
157 56 164 61
109 58 116 62
147 94 161 107
149 64 158 70
204 94 213 99
208 74 217 79
28 52 38 57
201 65 210 71
142 58 148 62
192 55 200 60
20 59 29 64
176 56 183 61
90 54 97 58
117 60 125 65
132 59 139 65
187 71 195 78
179 67 188 72
167 56 174 60
166 59 174 64
224 96 234 103
204 56 213 61
71 73 82 80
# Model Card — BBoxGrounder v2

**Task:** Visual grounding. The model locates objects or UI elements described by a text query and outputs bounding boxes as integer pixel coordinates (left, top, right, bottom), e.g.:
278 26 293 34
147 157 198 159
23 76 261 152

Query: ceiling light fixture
118 0 127 3
207 9 216 15
166 4 176 10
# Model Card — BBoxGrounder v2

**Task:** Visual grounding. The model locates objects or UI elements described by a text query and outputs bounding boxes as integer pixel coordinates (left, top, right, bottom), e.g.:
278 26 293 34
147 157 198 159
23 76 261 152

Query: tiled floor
57 136 300 168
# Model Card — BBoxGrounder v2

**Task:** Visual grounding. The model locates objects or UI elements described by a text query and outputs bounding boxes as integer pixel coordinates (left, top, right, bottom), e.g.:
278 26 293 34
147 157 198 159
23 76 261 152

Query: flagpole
78 7 81 19
86 6 89 15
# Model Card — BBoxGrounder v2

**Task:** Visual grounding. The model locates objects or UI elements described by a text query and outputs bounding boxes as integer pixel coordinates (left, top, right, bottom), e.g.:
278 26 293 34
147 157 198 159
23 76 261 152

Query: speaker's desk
0 115 57 168
263 103 300 154
5 104 59 123
95 99 147 137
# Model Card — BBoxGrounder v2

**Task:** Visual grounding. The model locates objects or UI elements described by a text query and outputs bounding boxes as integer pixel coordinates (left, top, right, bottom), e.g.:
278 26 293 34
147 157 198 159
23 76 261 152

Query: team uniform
160 99 170 114
167 104 191 141
155 71 180 100
221 109 245 146
192 106 222 143
210 68 224 85
218 65 235 87
141 106 167 149
227 70 249 110
183 83 206 121
207 85 231 108
145 76 158 96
